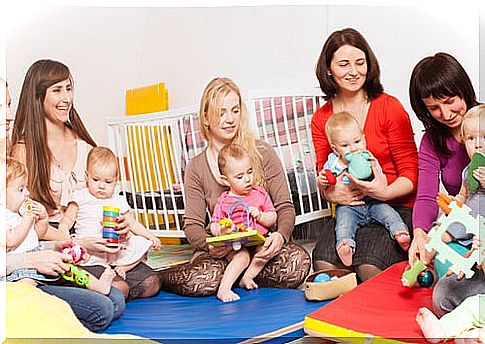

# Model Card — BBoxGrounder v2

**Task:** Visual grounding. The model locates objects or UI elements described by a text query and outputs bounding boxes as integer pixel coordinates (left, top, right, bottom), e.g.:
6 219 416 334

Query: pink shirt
211 186 275 236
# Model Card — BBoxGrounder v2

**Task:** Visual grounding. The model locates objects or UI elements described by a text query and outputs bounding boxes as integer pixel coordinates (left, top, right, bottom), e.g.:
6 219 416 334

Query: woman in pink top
11 59 160 300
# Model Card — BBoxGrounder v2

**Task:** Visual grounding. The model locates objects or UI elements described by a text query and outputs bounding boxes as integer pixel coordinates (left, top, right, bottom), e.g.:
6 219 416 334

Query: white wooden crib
106 89 331 238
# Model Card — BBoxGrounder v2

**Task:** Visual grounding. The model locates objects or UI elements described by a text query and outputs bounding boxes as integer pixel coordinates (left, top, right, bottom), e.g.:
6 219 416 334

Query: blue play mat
103 287 329 343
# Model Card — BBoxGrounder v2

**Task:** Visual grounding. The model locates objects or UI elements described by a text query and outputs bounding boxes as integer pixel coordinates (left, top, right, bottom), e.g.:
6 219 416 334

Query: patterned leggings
158 242 311 296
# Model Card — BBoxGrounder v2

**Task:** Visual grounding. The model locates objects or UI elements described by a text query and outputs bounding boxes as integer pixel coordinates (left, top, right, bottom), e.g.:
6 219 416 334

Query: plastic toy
206 230 266 251
313 272 331 283
323 169 337 185
417 269 434 287
61 242 88 264
466 152 485 193
19 200 33 216
102 206 120 247
426 201 484 279
436 192 463 215
208 199 263 250
401 260 426 287
62 263 91 288
345 150 373 181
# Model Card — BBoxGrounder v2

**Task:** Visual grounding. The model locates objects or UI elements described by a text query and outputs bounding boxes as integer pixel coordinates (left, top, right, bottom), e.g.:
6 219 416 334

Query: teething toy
345 150 373 181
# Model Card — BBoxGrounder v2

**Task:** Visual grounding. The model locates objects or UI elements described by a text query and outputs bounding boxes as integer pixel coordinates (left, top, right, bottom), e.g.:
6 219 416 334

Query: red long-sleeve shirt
311 93 418 208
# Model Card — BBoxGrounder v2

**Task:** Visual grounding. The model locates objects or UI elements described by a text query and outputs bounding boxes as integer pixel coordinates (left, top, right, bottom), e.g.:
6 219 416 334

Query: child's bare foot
239 276 258 290
89 267 116 295
416 307 445 343
395 231 411 251
114 266 128 280
216 288 240 303
337 240 353 266
456 328 485 344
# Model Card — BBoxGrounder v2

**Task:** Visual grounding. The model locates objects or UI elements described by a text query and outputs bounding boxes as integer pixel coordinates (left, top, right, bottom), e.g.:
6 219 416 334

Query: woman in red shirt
311 28 418 281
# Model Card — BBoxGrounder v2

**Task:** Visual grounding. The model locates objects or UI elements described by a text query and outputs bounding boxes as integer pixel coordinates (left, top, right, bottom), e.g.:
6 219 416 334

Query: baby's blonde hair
87 146 118 175
325 111 362 145
461 104 484 139
218 143 250 176
6 157 27 187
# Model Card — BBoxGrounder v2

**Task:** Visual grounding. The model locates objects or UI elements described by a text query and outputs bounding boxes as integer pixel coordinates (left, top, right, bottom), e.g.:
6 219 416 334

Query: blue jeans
335 199 407 249
39 284 125 332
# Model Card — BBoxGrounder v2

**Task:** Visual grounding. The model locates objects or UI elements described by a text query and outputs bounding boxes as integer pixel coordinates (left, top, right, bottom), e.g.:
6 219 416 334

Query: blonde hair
461 104 484 139
86 146 118 175
199 77 264 186
325 111 362 144
6 157 27 187
218 143 250 176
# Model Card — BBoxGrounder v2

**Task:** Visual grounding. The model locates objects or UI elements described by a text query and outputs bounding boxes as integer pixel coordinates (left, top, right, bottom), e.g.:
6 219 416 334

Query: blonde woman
159 77 310 296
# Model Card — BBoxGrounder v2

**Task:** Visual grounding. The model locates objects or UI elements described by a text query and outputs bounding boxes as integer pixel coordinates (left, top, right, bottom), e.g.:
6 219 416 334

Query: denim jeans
39 284 125 332
335 200 407 249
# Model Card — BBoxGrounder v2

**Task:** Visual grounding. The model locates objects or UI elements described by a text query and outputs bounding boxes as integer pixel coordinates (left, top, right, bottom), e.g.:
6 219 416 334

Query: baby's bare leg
87 266 116 295
240 247 269 290
217 249 250 302
416 307 446 343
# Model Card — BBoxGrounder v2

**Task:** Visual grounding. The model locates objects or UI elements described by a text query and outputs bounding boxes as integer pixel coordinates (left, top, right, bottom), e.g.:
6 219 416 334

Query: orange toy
436 192 463 215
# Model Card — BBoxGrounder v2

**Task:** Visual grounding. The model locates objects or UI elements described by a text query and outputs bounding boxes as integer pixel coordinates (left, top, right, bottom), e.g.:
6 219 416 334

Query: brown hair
6 157 27 187
325 111 362 145
199 77 264 186
315 28 383 101
409 53 479 156
11 59 96 210
218 143 250 176
87 146 118 174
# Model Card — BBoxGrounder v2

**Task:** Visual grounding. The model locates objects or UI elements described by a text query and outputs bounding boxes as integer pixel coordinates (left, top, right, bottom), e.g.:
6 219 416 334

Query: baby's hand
249 207 261 221
30 200 48 221
149 236 161 250
473 166 485 188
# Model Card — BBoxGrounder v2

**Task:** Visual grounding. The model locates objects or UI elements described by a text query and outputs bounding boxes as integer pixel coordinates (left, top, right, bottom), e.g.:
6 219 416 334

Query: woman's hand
26 250 72 276
207 244 231 259
408 227 435 266
114 215 131 236
347 160 389 201
324 173 365 206
73 237 123 254
254 232 284 260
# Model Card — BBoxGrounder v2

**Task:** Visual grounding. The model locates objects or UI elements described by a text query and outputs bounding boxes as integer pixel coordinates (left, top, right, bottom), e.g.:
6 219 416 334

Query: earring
327 71 332 76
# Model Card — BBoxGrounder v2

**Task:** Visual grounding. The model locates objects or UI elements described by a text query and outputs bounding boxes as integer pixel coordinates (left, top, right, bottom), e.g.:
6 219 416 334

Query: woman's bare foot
337 240 353 266
416 307 445 343
395 231 411 251
216 288 240 302
114 266 129 280
239 276 258 290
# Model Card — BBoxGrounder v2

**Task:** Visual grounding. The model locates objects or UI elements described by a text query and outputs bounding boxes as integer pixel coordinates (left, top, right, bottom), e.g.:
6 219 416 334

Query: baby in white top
59 146 161 279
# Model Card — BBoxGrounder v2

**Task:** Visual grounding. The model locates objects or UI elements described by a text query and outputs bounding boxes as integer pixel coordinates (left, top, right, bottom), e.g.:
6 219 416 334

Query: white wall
6 5 480 146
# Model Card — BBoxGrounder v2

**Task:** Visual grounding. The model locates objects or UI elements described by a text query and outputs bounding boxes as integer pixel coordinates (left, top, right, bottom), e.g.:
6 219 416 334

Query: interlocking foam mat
304 261 434 344
103 287 329 343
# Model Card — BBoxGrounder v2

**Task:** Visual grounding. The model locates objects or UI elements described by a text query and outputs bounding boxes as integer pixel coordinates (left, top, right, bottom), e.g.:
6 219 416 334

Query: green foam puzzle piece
425 202 484 279
401 260 426 287
467 152 485 193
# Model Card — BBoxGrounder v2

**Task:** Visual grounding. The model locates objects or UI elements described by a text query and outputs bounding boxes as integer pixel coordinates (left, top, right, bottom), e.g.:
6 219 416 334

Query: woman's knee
159 255 226 296
81 295 115 332
138 275 160 298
